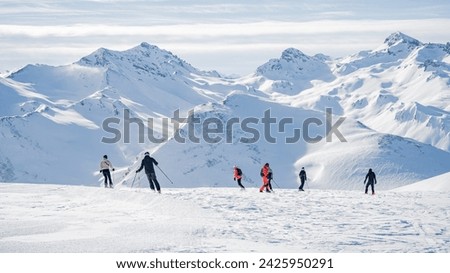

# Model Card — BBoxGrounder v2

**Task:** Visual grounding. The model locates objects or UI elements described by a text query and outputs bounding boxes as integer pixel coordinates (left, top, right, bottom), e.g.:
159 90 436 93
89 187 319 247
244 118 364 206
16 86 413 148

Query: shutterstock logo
101 108 347 144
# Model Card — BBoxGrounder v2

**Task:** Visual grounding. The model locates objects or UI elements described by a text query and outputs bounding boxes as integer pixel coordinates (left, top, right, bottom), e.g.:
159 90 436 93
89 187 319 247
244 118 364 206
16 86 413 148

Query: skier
100 155 115 188
267 166 274 192
233 165 245 189
136 152 161 193
364 168 377 195
298 167 307 191
259 163 271 193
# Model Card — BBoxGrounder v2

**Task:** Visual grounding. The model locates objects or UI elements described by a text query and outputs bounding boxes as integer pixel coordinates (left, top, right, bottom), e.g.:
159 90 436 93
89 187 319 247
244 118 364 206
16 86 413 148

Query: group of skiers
234 164 377 194
100 154 378 195
233 163 307 193
100 152 161 193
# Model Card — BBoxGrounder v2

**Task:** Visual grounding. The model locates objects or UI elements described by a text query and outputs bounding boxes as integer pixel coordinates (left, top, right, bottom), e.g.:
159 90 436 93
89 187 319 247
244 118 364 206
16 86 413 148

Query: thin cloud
1 0 450 75
1 19 450 39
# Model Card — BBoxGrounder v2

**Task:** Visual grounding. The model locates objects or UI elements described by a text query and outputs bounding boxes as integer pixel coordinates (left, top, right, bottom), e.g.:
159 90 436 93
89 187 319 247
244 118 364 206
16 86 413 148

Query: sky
1 0 450 76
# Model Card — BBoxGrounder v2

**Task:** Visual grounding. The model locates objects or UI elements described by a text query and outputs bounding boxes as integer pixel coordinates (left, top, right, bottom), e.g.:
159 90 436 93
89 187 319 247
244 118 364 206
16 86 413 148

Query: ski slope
394 172 450 192
1 182 449 253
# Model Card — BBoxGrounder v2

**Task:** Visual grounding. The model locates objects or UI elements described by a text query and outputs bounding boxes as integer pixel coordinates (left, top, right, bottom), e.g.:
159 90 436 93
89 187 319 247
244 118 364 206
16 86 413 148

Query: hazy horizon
1 0 450 75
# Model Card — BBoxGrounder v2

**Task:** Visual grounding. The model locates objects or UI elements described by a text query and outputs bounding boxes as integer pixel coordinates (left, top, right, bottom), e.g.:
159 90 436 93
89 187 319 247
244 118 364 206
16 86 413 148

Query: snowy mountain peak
138 41 154 49
254 47 334 94
256 47 330 77
280 48 311 62
77 42 200 76
77 47 113 67
2 34 450 190
314 53 332 62
336 32 428 75
384 32 422 47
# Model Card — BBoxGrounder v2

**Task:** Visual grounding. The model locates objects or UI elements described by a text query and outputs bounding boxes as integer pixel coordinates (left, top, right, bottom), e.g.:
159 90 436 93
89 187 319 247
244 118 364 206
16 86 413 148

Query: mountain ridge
1 32 449 188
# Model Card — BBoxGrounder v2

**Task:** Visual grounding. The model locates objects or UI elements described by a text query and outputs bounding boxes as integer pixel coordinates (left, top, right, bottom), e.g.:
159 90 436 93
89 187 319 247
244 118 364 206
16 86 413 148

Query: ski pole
271 178 281 189
131 172 138 188
111 170 115 187
156 165 174 184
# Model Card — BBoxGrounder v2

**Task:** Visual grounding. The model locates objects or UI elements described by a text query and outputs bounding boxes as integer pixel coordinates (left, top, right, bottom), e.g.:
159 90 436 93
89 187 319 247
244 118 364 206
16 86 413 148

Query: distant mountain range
1 32 449 189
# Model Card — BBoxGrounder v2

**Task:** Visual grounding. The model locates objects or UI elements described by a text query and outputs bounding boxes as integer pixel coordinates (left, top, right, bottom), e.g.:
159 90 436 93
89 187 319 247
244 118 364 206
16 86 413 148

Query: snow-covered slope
8 42 231 115
275 32 450 152
335 32 423 75
394 172 450 192
138 92 450 191
245 48 335 95
0 77 50 116
1 183 449 252
1 43 237 184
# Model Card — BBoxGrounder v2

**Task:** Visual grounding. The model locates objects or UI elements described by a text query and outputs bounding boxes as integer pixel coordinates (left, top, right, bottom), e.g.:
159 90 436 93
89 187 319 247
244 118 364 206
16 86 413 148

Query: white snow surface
394 172 450 192
0 182 449 253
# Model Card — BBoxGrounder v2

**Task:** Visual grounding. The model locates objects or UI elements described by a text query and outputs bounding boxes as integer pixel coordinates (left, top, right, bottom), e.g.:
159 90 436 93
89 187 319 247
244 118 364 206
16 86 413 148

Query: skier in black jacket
136 152 161 193
298 167 307 191
364 168 377 195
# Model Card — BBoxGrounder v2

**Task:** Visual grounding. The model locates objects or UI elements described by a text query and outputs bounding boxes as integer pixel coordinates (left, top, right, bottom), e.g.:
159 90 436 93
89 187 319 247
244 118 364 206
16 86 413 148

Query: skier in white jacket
100 155 115 188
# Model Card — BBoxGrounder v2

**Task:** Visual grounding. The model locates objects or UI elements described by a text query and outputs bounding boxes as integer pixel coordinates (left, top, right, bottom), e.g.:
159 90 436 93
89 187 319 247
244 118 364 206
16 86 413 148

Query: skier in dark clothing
299 167 307 191
364 168 377 195
136 152 161 193
233 166 245 189
267 167 274 192
100 155 115 188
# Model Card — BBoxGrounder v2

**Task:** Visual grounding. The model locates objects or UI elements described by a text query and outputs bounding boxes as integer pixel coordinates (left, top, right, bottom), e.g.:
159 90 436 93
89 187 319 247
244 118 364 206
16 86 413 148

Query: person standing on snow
136 152 161 193
298 167 307 191
100 155 115 188
233 165 245 189
364 168 377 195
260 163 272 193
267 165 274 192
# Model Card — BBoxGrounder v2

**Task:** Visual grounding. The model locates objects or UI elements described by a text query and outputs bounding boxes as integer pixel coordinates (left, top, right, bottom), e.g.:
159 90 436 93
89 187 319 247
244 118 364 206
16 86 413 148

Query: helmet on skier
103 155 108 159
144 152 150 155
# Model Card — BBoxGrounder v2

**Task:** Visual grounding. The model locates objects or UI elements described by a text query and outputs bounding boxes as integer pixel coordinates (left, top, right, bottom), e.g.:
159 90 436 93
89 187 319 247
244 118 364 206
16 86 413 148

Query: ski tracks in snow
0 184 449 252
167 188 450 252
0 184 218 252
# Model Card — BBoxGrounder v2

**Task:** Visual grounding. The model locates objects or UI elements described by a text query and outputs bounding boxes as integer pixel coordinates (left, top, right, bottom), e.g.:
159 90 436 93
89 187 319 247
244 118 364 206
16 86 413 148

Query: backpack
237 168 242 176
260 168 264 177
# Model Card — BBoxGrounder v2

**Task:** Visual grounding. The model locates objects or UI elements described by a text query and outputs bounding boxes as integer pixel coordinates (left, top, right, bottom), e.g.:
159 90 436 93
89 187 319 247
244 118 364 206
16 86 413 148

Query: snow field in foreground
0 183 449 252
